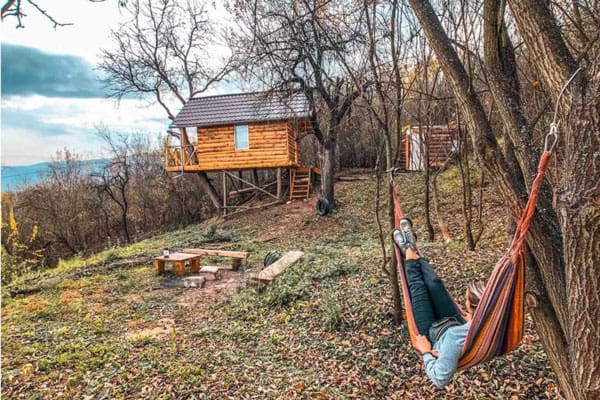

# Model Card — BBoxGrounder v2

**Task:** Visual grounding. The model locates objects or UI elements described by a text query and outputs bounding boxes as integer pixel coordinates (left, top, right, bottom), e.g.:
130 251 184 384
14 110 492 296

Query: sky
1 0 231 166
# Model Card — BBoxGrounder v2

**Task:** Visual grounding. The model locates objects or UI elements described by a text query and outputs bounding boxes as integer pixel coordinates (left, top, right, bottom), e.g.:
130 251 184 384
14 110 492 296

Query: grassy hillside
1 170 562 399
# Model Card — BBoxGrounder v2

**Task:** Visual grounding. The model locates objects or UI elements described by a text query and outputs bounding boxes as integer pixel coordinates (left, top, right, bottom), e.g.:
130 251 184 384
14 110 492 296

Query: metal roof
172 92 309 128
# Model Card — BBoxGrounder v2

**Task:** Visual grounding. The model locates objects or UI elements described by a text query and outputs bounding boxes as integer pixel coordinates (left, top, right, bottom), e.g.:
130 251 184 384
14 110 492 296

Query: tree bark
386 130 404 325
197 172 221 210
558 104 600 399
321 138 336 204
506 1 599 397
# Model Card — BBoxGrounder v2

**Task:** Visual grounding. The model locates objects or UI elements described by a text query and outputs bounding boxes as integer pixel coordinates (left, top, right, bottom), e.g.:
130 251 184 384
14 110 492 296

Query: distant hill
1 159 108 192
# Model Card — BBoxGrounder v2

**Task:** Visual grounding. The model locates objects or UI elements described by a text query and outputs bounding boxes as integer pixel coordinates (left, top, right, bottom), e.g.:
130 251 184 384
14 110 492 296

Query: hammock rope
391 140 554 370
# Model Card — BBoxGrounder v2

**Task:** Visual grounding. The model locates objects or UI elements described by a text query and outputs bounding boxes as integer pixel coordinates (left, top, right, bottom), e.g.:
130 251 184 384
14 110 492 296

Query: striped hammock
392 150 552 369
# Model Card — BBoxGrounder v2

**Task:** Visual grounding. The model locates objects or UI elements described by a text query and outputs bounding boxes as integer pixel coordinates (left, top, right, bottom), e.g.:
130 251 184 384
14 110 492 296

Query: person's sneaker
392 217 418 257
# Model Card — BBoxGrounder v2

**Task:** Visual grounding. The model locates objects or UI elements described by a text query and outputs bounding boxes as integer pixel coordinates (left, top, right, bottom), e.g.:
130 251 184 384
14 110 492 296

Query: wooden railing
164 145 198 169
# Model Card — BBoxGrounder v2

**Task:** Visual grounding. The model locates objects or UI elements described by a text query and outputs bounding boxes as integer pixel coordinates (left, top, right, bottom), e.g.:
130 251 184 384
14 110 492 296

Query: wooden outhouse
403 125 457 171
165 92 319 214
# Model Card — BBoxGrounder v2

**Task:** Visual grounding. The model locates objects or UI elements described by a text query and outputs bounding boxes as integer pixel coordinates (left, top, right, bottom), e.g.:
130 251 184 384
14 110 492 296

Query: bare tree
98 0 232 209
1 0 125 28
407 0 600 398
359 0 416 324
456 112 484 250
10 150 101 265
231 0 367 205
93 129 133 243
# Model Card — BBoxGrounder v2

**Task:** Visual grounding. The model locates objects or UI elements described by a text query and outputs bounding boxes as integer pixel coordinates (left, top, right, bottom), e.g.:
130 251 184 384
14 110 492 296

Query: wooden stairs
290 167 319 200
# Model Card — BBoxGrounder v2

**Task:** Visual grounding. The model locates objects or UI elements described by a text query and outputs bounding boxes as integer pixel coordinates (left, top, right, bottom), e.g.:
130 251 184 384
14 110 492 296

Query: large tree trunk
321 138 336 204
557 106 600 399
505 1 600 398
197 172 221 210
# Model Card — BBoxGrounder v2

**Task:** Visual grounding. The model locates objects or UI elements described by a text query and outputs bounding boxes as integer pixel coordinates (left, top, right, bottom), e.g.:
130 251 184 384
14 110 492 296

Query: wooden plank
197 148 286 154
154 253 200 262
200 126 287 133
254 251 304 282
277 167 282 200
197 160 291 168
197 141 285 147
181 249 249 259
197 162 292 170
197 141 287 149
222 171 227 216
196 151 289 159
197 133 287 142
222 200 282 218
166 162 296 172
228 180 277 197
224 170 278 199
196 150 287 156
197 154 289 161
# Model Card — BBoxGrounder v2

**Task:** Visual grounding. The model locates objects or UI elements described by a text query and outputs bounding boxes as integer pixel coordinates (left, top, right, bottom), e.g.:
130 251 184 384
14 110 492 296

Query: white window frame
234 125 249 150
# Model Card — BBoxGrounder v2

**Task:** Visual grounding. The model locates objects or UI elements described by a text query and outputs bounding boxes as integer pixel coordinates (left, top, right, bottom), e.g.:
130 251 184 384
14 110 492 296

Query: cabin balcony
164 144 201 172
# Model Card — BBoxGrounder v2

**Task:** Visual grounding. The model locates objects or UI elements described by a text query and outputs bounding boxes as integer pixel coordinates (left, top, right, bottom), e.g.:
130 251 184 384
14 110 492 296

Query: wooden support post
190 257 201 273
180 128 188 167
222 171 227 217
277 168 282 200
180 127 189 146
232 258 242 271
173 261 185 277
154 259 165 275
198 172 222 210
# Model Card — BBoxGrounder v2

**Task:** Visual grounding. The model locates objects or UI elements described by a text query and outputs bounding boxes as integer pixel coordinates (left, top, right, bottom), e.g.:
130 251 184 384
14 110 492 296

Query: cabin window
234 125 249 150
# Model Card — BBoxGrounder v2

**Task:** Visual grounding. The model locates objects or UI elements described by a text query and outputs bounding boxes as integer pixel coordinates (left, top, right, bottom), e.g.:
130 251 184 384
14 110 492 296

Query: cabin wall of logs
194 120 302 171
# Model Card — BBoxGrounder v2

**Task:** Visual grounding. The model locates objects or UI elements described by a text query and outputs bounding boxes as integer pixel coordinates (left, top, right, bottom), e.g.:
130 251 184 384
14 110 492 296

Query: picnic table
154 253 201 277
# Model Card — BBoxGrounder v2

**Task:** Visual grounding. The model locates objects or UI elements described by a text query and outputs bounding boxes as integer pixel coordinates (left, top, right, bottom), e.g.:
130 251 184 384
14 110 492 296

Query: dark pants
404 258 464 340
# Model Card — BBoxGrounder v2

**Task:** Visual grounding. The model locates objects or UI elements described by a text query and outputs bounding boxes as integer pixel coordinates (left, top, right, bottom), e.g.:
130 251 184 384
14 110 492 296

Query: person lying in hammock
393 217 485 388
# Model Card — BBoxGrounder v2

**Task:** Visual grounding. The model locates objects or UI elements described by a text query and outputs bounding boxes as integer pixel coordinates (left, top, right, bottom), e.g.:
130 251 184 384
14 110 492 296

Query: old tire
263 251 281 267
316 198 331 216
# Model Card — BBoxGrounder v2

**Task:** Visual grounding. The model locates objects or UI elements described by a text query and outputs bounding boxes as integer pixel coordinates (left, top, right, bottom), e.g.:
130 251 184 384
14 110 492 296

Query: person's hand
414 334 432 355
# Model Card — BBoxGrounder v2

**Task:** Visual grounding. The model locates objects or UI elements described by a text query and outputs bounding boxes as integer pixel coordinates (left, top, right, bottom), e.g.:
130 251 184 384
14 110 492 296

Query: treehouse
165 92 320 215
404 124 457 171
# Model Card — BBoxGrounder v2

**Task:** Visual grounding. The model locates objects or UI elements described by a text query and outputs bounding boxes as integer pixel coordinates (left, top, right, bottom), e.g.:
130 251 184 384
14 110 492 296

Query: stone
182 276 206 288
199 266 222 281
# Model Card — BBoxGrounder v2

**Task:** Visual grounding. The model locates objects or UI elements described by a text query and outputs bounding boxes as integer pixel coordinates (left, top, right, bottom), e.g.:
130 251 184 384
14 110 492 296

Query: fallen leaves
1 173 564 399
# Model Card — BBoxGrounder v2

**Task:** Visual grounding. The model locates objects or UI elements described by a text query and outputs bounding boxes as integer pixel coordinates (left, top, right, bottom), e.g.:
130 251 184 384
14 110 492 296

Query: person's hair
467 280 486 310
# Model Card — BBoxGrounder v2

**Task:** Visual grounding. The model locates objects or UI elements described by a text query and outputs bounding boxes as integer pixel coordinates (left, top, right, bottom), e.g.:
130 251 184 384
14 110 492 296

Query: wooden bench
181 249 249 271
248 251 303 284
154 253 201 277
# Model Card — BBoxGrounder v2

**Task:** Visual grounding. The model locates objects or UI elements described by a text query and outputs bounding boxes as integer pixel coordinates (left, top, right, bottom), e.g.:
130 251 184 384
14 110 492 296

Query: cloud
1 43 106 98
1 95 170 165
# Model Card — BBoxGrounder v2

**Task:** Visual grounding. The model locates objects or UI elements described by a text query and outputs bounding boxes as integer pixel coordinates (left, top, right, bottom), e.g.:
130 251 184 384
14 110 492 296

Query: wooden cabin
404 125 457 171
165 92 319 214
